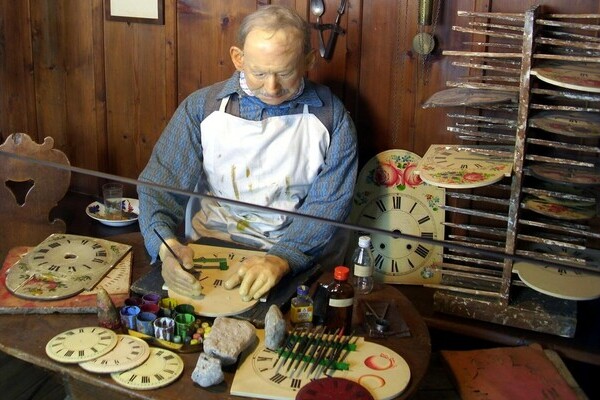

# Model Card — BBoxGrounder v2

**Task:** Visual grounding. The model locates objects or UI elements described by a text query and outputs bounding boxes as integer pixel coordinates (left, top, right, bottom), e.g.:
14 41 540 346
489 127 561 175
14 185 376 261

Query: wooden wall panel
30 0 104 193
104 0 177 194
0 1 37 140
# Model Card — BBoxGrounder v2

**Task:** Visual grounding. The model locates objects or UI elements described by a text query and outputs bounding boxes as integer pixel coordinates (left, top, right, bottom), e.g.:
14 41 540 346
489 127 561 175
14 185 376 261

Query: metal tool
272 327 300 368
310 0 326 57
323 0 348 60
365 302 391 333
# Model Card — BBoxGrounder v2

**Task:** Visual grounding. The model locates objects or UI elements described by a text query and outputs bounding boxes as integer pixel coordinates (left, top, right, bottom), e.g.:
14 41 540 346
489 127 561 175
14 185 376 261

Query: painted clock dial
5 234 131 300
166 243 267 317
416 144 513 188
45 326 118 363
231 330 411 400
111 347 184 390
350 150 444 285
79 334 151 374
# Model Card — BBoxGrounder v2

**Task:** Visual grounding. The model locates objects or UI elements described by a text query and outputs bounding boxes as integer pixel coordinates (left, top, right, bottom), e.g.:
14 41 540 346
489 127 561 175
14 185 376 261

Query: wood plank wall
1 0 598 195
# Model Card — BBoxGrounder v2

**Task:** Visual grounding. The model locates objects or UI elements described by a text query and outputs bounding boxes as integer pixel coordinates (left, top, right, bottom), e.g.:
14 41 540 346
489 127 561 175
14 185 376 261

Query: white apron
190 96 330 249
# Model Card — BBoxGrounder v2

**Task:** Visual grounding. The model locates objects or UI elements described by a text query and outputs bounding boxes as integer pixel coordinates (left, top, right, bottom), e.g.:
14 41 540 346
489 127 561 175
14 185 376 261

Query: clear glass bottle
352 235 374 295
325 266 354 335
290 285 313 329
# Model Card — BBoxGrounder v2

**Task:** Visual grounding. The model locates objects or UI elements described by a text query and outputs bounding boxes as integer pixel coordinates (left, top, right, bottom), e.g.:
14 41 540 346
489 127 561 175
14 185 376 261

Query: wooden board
441 344 580 400
0 246 131 314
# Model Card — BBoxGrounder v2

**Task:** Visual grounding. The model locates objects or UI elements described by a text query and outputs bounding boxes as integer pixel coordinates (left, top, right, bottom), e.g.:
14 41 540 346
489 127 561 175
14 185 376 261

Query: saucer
86 198 139 227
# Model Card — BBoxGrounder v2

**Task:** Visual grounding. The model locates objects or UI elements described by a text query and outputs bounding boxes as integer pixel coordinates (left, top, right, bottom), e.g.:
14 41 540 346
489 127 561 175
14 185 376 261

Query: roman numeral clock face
358 193 442 281
351 149 445 285
5 234 131 300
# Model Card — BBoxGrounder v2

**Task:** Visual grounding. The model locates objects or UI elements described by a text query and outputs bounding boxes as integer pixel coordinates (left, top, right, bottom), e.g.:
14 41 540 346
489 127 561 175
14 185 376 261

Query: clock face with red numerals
350 150 445 285
5 234 131 300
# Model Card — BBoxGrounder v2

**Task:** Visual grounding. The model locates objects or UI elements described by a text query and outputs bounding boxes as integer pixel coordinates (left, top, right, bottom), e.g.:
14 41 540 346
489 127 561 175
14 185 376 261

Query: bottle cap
333 266 350 281
297 285 309 296
358 235 371 248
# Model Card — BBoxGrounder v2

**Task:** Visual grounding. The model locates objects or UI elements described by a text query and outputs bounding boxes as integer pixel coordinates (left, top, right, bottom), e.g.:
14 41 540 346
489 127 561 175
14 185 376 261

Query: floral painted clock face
5 234 131 300
416 145 514 189
350 150 445 285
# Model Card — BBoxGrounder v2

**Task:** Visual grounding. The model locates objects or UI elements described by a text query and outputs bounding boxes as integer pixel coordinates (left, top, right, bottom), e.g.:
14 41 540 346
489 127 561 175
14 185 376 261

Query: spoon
310 0 326 57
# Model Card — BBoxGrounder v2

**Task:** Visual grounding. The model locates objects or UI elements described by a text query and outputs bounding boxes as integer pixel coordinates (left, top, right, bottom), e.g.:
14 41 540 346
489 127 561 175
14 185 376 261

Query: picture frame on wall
105 0 165 25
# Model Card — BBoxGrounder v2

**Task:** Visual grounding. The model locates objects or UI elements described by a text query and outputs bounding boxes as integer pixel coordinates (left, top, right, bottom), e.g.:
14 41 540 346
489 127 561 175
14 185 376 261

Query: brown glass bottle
325 266 354 335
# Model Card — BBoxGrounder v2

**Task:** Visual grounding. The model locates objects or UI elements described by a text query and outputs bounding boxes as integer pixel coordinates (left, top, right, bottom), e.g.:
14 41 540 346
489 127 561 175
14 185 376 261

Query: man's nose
264 75 281 92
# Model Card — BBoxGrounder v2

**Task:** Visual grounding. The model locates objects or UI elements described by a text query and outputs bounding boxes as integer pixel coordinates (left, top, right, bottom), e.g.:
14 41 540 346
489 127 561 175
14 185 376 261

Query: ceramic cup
140 303 160 315
136 311 157 336
119 305 140 330
174 313 195 338
159 297 178 318
153 317 175 341
142 292 161 305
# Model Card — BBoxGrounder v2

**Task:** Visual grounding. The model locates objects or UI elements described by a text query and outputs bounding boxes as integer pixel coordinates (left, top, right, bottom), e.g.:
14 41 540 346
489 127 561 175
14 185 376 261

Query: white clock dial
79 334 151 373
111 347 184 390
45 326 118 363
358 193 440 277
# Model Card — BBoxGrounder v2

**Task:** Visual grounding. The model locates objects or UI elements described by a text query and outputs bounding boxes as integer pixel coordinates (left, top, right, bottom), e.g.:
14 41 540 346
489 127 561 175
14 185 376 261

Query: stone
264 304 286 350
191 352 224 387
203 317 256 365
96 287 122 331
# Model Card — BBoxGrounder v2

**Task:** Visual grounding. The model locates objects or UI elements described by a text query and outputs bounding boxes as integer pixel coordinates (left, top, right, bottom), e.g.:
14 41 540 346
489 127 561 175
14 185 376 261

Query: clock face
350 150 444 284
358 193 442 279
79 334 151 374
166 243 267 317
45 326 118 363
111 347 184 390
5 234 131 300
416 145 513 188
231 331 411 400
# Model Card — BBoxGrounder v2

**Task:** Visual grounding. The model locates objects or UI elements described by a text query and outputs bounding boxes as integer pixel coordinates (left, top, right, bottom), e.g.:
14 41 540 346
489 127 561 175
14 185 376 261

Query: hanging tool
323 0 348 60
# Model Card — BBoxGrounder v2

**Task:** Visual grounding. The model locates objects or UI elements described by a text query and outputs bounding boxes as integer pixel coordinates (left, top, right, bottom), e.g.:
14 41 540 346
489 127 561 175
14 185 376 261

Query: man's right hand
159 239 202 297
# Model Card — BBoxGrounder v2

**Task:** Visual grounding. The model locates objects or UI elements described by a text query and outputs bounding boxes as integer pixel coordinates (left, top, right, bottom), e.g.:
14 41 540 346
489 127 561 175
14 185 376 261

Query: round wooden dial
45 326 118 363
111 347 184 390
5 234 130 300
357 193 442 278
79 334 151 373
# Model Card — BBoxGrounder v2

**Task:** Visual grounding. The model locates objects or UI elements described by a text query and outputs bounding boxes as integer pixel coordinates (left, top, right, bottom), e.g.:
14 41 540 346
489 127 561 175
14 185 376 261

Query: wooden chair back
0 133 71 261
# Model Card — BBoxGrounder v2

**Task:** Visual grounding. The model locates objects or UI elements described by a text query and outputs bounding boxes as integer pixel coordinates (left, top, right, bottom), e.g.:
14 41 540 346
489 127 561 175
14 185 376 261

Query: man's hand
159 239 202 297
223 255 290 301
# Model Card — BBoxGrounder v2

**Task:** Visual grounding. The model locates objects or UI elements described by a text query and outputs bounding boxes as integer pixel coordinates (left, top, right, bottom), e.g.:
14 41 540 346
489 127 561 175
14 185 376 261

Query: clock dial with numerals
416 144 513 188
358 192 442 280
350 150 444 285
45 326 118 363
111 347 184 390
166 243 267 317
79 334 151 373
5 234 131 300
231 330 411 400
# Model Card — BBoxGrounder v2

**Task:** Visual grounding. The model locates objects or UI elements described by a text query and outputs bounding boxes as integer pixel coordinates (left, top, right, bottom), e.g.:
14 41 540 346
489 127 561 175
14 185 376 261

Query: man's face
231 28 313 105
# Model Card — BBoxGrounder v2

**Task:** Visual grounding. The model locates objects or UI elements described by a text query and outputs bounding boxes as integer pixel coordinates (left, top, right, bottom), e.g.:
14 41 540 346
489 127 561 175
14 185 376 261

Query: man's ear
230 46 244 71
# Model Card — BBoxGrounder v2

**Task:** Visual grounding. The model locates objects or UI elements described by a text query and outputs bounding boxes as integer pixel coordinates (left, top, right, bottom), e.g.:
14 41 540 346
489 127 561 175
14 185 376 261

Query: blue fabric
137 72 358 274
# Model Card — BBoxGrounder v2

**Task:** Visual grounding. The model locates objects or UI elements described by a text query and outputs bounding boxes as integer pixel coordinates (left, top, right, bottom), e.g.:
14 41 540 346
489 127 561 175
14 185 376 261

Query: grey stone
264 304 286 351
203 316 256 365
191 352 224 387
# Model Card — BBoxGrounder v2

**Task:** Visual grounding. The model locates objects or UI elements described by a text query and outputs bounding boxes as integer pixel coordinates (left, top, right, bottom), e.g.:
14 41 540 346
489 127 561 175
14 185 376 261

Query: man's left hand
223 255 290 301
